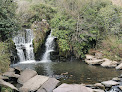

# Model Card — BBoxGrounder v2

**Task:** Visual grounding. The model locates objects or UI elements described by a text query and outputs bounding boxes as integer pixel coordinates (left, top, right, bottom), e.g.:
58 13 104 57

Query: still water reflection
12 60 122 84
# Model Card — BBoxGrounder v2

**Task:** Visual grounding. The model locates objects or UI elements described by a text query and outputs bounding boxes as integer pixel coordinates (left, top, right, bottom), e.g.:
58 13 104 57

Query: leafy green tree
51 13 76 57
51 0 121 58
0 0 20 41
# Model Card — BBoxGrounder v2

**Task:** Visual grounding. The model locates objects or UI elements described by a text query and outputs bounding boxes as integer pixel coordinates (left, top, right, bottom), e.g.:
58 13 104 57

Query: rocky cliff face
31 20 50 60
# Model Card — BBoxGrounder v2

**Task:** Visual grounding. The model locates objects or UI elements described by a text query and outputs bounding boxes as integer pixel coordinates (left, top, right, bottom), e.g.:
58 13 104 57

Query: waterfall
13 29 35 64
41 31 55 62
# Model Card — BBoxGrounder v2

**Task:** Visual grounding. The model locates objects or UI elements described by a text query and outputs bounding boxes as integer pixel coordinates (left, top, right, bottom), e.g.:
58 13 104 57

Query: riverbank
0 68 122 92
85 54 122 70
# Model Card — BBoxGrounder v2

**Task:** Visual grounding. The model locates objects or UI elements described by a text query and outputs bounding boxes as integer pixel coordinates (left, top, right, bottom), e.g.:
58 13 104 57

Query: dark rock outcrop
31 20 50 60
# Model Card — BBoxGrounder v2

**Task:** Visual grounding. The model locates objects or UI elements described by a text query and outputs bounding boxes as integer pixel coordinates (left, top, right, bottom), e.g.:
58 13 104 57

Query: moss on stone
31 20 50 59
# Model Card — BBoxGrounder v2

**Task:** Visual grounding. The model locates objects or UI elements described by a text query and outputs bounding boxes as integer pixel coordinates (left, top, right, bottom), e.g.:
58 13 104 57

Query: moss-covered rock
32 20 50 60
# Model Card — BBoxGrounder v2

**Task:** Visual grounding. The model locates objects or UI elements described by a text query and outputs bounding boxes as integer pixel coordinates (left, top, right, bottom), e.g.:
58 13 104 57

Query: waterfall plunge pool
12 29 121 84
11 60 122 84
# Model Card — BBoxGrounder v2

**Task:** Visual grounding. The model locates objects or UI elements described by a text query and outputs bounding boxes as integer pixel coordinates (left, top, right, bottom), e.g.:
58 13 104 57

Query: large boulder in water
18 69 37 84
53 83 92 92
85 58 104 65
19 75 49 92
85 54 104 65
101 59 118 67
101 80 119 87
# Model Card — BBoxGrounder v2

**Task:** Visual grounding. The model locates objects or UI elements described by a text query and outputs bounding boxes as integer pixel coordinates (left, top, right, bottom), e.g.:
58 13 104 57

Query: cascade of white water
13 29 35 63
41 31 55 62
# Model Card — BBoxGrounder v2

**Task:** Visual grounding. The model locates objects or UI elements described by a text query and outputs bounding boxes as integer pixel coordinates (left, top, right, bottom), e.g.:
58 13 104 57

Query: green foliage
50 0 121 58
51 13 76 57
0 42 10 74
100 35 122 61
23 3 56 27
1 86 13 92
16 0 121 59
0 0 20 41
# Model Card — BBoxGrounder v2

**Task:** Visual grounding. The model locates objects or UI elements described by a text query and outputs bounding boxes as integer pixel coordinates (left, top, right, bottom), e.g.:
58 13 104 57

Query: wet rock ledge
0 68 59 92
0 68 122 92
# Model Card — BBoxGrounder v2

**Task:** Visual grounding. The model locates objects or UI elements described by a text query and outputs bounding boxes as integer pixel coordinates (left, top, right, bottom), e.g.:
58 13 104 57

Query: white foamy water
13 29 35 63
41 31 55 62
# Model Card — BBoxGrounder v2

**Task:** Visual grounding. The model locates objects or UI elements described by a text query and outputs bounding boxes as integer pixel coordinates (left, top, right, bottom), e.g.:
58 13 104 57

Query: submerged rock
19 75 49 92
101 80 119 87
101 59 117 68
18 69 37 84
0 79 18 91
37 78 60 92
116 63 122 70
53 83 92 92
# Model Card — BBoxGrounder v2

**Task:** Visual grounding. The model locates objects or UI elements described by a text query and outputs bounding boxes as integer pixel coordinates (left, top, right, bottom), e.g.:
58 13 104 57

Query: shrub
0 42 10 74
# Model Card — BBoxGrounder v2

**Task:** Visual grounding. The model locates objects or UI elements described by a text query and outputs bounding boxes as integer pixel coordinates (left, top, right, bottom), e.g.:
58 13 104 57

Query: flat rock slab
53 83 92 92
101 60 117 68
18 69 37 84
101 80 119 87
19 75 49 92
3 72 20 78
116 63 122 70
0 79 18 91
85 59 104 65
37 78 60 92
